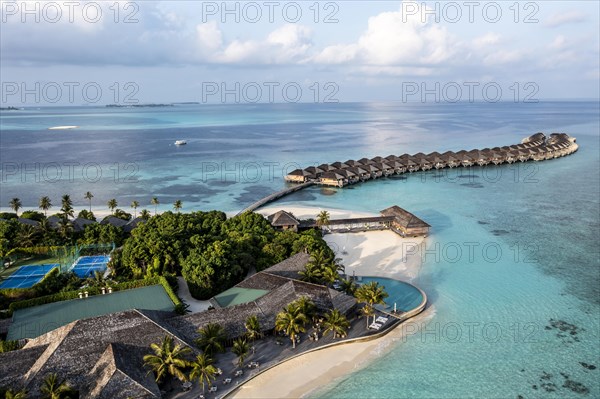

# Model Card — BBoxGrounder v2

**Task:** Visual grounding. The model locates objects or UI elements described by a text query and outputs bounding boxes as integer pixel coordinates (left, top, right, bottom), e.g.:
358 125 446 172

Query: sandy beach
233 204 429 398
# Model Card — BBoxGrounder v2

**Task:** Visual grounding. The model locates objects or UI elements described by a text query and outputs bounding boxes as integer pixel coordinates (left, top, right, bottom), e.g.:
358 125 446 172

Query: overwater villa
284 133 578 187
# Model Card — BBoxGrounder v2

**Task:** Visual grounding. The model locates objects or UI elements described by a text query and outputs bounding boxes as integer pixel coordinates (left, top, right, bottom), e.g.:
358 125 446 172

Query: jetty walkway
237 181 314 215
238 132 578 214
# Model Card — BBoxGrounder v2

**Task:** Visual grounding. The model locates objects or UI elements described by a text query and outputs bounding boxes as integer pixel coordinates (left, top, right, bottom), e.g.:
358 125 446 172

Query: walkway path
237 181 314 215
176 276 211 313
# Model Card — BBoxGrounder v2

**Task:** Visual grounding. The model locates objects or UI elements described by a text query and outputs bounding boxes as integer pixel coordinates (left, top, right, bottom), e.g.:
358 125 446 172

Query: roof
72 217 96 232
267 210 300 227
320 171 345 180
0 309 191 397
212 286 270 308
8 285 175 340
18 218 40 227
124 217 145 233
380 206 431 229
100 216 129 228
261 252 311 279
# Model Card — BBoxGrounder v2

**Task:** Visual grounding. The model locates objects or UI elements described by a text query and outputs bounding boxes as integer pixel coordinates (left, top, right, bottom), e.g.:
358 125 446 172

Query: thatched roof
334 169 357 178
288 168 312 177
380 206 430 228
267 210 300 227
346 166 368 175
72 217 96 232
331 161 349 169
83 343 160 398
18 218 40 227
320 171 345 181
124 217 145 233
318 164 336 172
261 252 310 279
100 216 128 228
0 309 189 397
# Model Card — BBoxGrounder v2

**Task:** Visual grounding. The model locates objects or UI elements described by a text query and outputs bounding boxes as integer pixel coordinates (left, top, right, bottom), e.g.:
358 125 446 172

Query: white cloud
312 8 456 67
483 50 524 66
545 10 586 28
549 35 567 50
472 33 501 50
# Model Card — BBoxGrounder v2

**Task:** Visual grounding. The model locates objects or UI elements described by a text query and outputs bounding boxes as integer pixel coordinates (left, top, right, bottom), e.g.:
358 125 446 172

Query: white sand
258 205 425 282
233 204 429 398
233 308 434 399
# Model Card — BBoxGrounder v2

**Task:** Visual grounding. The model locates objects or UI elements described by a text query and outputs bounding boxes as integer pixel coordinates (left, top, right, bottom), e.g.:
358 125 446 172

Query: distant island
106 103 174 108
0 106 20 111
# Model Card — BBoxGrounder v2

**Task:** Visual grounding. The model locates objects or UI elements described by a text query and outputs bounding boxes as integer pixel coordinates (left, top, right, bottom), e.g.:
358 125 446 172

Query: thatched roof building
380 206 430 237
267 210 300 231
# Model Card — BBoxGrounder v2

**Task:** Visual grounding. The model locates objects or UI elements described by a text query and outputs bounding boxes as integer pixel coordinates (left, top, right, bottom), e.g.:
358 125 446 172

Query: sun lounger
209 386 217 392
369 322 382 330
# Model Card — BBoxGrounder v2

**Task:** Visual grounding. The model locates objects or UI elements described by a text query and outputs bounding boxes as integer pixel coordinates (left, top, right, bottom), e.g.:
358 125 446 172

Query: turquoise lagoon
1 102 598 397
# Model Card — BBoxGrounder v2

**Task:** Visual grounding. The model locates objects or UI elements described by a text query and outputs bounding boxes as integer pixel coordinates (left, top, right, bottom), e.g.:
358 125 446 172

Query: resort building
267 210 300 232
380 206 431 237
0 253 358 398
285 168 313 183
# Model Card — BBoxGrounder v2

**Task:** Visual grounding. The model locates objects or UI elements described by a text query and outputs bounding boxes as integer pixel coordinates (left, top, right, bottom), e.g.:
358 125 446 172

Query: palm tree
293 296 317 322
355 281 389 327
151 197 159 216
195 323 226 356
38 196 52 216
140 209 151 220
130 200 139 218
60 195 74 219
9 198 21 216
84 191 93 212
360 304 375 328
299 262 322 284
57 218 73 240
40 373 75 399
143 335 191 383
173 200 182 213
275 304 308 349
322 309 350 339
86 270 107 288
340 278 357 295
232 338 249 368
316 210 330 228
107 199 118 215
320 264 339 286
188 353 217 394
16 224 38 247
244 315 262 342
4 389 28 399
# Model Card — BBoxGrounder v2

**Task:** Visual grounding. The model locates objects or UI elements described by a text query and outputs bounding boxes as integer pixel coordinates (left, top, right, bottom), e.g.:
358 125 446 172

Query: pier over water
239 132 578 213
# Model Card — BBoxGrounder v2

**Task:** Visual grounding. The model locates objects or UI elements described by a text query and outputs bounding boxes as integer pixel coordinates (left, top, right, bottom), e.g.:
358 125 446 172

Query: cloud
311 7 457 67
548 35 567 50
472 33 501 50
544 10 586 28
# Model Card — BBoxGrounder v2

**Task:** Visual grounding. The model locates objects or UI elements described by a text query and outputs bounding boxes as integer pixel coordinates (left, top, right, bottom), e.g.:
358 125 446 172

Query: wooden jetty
285 132 578 187
237 181 314 215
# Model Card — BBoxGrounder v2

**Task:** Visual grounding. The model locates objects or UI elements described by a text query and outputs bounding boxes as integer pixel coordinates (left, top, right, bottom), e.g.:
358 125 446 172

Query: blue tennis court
0 264 58 289
71 255 110 278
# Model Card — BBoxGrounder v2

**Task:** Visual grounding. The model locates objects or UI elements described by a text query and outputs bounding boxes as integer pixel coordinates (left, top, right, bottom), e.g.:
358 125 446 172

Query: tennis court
71 255 110 278
0 264 58 289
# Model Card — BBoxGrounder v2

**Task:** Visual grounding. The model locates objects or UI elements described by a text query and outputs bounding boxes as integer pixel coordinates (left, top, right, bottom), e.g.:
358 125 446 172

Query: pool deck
169 278 427 399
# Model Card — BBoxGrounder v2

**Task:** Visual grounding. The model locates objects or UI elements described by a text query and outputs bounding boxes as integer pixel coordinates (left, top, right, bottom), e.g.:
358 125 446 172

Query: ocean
1 101 599 398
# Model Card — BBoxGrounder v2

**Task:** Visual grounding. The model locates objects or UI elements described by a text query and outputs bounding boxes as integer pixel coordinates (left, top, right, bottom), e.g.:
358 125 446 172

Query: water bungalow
347 166 370 181
282 133 578 190
285 168 313 183
320 171 347 187
380 206 431 237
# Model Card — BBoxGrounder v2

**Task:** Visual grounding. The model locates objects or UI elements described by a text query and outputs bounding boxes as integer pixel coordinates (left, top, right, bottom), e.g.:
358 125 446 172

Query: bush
0 213 17 220
0 339 21 353
20 210 45 221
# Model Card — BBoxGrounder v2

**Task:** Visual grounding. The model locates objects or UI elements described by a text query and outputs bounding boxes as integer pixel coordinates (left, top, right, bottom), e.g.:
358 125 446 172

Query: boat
174 140 187 145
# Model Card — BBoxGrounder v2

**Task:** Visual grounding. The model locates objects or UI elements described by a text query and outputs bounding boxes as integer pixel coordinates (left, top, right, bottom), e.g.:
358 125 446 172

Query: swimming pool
360 276 425 313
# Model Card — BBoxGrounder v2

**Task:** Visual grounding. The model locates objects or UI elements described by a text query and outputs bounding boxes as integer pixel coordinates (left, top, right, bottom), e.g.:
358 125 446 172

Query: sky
1 0 599 105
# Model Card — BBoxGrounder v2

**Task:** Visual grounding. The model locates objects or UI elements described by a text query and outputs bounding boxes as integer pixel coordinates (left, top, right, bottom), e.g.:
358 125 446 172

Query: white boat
174 140 187 145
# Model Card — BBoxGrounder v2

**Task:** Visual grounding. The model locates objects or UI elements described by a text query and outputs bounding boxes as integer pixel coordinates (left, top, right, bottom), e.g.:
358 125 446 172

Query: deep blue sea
1 102 599 398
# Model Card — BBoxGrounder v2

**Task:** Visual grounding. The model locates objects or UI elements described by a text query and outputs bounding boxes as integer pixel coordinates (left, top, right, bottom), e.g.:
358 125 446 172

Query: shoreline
232 204 429 398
